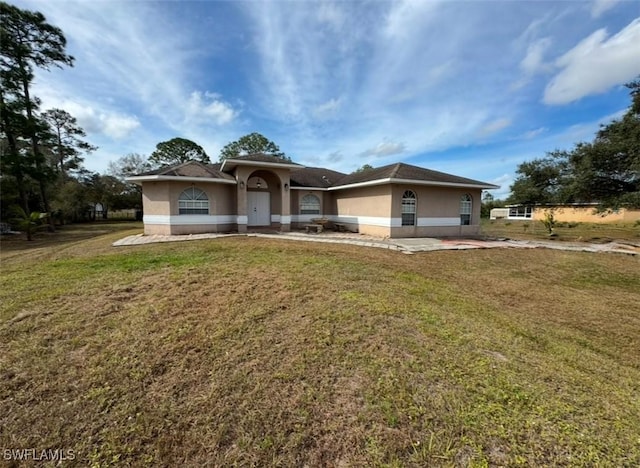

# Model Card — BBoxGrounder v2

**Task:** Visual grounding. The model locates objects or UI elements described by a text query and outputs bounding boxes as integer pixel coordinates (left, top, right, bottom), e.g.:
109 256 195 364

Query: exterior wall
142 182 170 216
389 185 483 237
234 166 291 232
142 181 236 235
490 208 509 220
290 189 330 228
532 206 640 223
141 177 487 238
331 185 393 237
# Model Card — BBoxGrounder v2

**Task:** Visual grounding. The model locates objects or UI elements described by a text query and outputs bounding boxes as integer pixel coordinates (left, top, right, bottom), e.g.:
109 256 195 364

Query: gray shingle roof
137 161 234 180
332 162 496 188
224 153 301 165
133 159 497 189
290 167 348 188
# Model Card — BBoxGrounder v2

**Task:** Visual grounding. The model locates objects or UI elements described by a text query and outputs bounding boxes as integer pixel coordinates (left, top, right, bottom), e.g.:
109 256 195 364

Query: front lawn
1 225 639 466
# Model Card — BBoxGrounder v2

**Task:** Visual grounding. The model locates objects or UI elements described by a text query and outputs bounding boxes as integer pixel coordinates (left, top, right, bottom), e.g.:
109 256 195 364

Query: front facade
128 155 499 238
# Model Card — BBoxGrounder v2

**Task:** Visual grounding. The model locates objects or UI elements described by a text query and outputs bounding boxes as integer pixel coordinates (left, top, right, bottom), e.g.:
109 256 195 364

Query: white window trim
300 193 321 215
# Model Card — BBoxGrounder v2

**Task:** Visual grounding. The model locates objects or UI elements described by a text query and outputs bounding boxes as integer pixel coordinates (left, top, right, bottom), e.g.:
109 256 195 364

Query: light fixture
257 181 261 188
284 183 289 191
239 180 245 189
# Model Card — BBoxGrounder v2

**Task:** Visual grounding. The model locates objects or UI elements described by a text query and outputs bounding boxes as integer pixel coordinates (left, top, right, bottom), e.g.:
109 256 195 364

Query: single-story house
492 204 640 223
127 154 499 238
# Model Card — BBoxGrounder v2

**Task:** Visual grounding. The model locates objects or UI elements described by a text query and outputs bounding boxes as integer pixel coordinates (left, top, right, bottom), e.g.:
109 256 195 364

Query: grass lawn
481 218 640 243
1 223 639 466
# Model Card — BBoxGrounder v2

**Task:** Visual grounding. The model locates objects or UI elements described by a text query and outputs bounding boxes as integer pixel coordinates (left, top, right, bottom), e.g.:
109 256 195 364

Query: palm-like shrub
11 207 47 241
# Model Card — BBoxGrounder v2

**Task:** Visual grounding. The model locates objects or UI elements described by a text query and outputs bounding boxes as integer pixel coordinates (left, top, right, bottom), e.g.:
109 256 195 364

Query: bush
540 211 557 235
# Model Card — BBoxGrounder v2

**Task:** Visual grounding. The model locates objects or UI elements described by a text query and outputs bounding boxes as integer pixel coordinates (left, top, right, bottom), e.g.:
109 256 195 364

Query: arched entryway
246 170 282 227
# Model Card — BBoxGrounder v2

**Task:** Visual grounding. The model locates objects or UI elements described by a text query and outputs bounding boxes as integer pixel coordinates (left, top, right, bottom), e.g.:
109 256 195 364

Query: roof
331 162 497 189
223 153 299 165
220 153 303 172
290 167 348 188
136 161 234 180
128 159 498 190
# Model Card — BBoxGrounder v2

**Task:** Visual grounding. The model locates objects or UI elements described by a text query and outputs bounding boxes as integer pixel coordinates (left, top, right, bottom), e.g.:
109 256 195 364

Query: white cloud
359 141 406 158
313 97 342 119
383 0 441 40
522 127 548 139
101 114 141 140
479 118 512 137
185 91 237 125
591 0 621 18
520 38 553 75
544 18 640 105
488 174 514 199
34 89 140 140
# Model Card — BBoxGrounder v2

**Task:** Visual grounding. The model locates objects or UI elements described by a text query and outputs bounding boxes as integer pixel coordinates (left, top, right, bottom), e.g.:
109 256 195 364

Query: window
508 206 532 219
401 190 416 226
300 194 321 214
178 187 209 215
460 194 472 225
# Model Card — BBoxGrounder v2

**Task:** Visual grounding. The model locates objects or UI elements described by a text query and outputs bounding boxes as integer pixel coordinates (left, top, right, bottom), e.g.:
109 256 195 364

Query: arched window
178 187 209 215
460 194 472 225
401 190 416 226
300 194 321 214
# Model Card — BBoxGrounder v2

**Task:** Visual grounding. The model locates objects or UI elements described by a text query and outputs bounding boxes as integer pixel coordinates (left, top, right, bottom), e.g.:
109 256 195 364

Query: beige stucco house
127 154 499 238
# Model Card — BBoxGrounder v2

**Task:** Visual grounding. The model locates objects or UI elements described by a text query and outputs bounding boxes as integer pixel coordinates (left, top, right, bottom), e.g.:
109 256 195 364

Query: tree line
509 78 640 210
0 2 287 232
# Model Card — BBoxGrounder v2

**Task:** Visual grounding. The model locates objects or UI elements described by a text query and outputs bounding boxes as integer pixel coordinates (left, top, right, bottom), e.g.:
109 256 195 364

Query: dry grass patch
1 226 639 466
481 218 640 243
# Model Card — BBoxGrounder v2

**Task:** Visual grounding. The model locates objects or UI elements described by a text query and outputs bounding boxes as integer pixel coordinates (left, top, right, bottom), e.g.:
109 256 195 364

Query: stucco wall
141 178 487 238
389 185 482 221
166 181 235 216
533 207 640 223
142 181 237 235
334 185 392 217
322 185 483 237
142 182 170 216
234 166 290 216
290 189 329 227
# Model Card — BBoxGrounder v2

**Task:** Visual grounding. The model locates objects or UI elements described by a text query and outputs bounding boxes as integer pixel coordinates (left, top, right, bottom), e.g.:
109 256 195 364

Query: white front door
247 191 271 226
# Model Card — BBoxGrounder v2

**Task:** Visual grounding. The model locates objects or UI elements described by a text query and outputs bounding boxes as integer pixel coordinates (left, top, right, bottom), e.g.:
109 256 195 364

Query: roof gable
135 161 234 180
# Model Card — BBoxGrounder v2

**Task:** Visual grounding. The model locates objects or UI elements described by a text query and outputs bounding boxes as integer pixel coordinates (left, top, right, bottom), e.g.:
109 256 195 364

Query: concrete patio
112 231 639 256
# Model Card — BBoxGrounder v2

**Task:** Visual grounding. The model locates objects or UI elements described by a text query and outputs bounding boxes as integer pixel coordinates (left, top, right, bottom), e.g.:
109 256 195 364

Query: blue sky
14 0 640 198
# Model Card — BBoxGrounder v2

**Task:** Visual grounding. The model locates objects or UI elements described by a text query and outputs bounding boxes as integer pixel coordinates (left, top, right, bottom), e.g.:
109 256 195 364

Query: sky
13 0 640 199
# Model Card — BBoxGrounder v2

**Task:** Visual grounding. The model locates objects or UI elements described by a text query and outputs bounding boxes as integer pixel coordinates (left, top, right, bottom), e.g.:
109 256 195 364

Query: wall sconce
284 183 289 191
257 181 261 188
239 180 245 189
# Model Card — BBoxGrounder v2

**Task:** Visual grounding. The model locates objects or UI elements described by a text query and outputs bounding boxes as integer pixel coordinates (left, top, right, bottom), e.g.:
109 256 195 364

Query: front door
247 191 271 226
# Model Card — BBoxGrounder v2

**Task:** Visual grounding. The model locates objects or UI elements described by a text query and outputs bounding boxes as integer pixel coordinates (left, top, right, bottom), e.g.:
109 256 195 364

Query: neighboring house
496 204 640 223
127 154 499 238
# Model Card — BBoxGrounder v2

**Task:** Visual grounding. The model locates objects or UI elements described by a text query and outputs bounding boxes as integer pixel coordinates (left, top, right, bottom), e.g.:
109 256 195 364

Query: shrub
540 210 557 235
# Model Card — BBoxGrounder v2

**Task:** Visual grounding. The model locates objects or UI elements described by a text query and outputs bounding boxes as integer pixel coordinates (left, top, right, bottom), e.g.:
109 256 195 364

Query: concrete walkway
112 231 639 256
